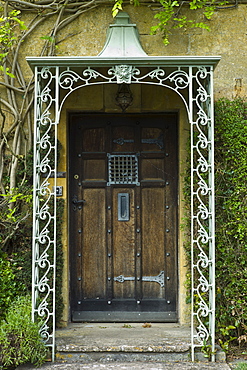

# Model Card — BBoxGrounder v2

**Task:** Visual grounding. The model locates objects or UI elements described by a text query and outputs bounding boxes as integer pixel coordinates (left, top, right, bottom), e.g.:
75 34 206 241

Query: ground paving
18 361 232 370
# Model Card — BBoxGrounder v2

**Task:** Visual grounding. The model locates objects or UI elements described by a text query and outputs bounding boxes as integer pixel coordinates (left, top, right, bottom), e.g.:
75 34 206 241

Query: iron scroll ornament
32 62 215 361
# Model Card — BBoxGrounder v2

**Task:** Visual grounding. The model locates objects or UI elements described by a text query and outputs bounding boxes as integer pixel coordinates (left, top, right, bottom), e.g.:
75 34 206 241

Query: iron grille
107 154 139 186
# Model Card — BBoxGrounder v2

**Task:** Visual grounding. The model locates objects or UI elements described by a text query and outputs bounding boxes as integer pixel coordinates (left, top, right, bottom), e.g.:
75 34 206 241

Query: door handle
72 195 86 205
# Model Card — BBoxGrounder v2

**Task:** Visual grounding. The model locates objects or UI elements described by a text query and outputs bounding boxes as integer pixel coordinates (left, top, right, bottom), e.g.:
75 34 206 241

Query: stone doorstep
55 338 191 362
55 344 226 363
55 351 191 363
56 343 190 352
55 324 226 363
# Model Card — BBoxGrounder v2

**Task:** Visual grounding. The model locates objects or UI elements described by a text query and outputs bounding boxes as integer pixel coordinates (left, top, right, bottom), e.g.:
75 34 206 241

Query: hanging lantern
115 83 133 112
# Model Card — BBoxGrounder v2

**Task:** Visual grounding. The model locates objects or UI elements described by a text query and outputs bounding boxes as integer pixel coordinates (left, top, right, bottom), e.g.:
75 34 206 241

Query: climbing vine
113 0 227 45
214 99 247 350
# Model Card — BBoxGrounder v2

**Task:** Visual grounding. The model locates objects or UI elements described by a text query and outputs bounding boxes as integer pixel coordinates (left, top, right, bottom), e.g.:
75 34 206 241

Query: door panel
69 113 178 322
82 188 106 298
113 187 135 299
142 188 165 299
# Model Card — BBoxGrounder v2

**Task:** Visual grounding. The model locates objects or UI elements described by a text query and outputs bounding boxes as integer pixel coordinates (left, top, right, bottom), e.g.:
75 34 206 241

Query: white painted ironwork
31 63 215 361
32 66 58 360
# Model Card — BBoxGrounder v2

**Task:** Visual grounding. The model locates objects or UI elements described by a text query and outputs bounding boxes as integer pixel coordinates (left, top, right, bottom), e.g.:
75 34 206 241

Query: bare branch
0 81 25 93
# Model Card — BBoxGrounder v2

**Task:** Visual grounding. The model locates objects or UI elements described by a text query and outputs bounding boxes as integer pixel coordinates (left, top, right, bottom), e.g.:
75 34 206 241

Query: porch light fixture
115 83 133 111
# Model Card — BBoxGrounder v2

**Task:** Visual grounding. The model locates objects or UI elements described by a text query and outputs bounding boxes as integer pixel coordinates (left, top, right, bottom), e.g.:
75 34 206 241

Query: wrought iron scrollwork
32 63 215 361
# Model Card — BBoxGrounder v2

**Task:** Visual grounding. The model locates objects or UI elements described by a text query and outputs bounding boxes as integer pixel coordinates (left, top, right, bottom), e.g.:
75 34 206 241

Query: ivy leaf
40 35 56 43
112 0 123 17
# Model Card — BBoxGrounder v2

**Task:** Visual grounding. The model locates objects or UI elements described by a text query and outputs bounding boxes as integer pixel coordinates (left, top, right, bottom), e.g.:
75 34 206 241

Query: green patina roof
98 12 147 57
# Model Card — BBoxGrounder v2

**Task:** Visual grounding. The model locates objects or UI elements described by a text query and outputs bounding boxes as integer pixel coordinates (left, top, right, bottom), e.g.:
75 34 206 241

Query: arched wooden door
69 113 178 322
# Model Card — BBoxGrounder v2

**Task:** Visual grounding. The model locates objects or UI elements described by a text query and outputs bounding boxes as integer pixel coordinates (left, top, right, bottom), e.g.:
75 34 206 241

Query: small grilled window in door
107 154 139 186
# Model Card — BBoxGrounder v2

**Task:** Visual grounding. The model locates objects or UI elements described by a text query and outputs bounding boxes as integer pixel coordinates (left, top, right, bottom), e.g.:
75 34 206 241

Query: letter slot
118 193 130 221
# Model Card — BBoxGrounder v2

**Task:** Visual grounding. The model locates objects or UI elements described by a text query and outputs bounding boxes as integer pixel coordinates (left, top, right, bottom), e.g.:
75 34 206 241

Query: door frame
68 112 179 323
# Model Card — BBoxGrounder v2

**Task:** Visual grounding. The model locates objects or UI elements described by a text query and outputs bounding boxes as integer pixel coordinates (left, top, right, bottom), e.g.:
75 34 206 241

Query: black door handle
72 195 86 205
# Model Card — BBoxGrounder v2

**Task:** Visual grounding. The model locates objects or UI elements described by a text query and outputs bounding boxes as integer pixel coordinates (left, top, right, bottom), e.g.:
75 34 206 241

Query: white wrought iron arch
29 60 217 362
56 66 190 116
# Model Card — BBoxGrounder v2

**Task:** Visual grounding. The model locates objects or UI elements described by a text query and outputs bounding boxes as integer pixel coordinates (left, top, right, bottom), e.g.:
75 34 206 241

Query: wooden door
69 113 178 322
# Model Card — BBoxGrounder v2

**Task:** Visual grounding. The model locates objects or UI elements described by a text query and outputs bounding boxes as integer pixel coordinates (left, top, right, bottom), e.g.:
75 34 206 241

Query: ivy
113 0 227 45
214 99 247 347
0 8 26 77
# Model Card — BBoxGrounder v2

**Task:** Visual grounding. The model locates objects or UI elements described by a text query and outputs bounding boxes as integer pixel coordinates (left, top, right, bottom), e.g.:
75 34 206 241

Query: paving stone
17 361 231 370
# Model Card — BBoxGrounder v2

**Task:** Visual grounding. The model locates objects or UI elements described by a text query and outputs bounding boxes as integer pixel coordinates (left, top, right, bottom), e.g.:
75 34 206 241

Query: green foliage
218 325 237 352
112 0 124 17
112 0 140 17
214 98 247 349
0 189 32 224
150 0 227 45
0 255 16 320
113 0 227 45
0 187 32 252
235 364 247 370
0 8 26 77
0 295 47 369
0 148 64 326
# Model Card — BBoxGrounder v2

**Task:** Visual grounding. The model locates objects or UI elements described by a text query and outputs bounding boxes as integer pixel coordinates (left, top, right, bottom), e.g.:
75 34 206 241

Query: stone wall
20 4 247 100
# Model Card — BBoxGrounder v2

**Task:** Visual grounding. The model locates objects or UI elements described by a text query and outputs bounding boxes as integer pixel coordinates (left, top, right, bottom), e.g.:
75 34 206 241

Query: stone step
56 341 191 362
55 323 226 363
